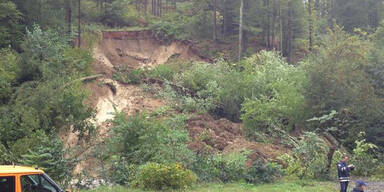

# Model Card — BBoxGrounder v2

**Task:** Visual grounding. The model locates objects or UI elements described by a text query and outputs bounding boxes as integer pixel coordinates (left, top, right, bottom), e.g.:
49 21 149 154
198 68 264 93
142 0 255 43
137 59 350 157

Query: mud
186 115 287 164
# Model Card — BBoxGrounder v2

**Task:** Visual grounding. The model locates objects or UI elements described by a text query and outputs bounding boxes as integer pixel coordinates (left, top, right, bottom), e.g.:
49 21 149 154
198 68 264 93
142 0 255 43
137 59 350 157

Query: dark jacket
351 187 364 192
337 161 350 182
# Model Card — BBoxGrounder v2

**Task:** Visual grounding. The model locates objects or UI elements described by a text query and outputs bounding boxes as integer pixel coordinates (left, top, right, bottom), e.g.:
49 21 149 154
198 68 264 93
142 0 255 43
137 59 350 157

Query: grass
80 181 337 192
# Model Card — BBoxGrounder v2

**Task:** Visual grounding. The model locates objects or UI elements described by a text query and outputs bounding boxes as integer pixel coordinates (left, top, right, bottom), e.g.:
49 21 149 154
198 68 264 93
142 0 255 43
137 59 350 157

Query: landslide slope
63 30 287 176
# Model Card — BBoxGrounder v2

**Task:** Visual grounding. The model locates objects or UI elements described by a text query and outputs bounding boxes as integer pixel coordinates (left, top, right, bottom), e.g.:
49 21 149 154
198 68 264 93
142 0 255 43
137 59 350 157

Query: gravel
335 178 384 192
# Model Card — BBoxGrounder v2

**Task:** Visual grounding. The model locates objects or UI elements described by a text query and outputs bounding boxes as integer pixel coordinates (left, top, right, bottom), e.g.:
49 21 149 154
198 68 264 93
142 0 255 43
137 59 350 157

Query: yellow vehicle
0 165 67 192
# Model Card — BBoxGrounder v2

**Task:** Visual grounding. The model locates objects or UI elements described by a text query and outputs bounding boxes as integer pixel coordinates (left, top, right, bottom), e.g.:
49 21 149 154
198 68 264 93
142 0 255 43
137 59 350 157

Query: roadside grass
80 181 337 192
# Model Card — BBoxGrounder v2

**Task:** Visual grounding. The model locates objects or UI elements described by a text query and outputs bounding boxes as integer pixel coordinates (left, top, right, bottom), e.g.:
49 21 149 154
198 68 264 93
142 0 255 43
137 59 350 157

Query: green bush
330 150 343 180
351 137 378 176
212 151 249 183
149 64 177 81
149 20 182 43
110 160 138 186
107 112 196 167
135 162 197 190
245 159 284 184
240 51 307 137
21 132 75 185
278 132 329 179
0 48 20 103
113 68 145 84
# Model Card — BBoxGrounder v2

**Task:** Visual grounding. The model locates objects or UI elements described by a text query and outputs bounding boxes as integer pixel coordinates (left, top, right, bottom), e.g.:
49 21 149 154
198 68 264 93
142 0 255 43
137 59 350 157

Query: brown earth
94 30 205 71
186 115 287 166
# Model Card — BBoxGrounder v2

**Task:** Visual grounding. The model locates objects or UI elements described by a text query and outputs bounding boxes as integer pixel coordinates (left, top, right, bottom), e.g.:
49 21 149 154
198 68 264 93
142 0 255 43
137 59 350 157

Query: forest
1 0 384 191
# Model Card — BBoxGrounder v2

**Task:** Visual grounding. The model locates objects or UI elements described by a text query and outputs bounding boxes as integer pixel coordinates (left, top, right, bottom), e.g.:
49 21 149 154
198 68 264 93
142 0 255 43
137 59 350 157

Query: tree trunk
266 0 271 48
66 0 72 36
308 0 313 52
160 0 162 16
271 0 277 49
239 0 244 61
144 0 148 15
78 0 81 48
279 0 282 52
222 0 227 36
165 0 168 14
287 0 293 62
104 0 107 14
213 0 217 41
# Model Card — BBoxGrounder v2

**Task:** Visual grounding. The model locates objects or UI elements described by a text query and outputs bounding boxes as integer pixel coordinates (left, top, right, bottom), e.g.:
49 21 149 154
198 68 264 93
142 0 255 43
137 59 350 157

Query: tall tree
77 0 81 47
238 0 244 61
213 0 217 41
66 0 72 37
308 0 313 51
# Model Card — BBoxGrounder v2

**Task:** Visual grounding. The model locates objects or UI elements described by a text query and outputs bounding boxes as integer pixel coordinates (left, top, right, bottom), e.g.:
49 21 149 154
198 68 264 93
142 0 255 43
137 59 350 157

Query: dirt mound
186 115 286 162
94 30 204 71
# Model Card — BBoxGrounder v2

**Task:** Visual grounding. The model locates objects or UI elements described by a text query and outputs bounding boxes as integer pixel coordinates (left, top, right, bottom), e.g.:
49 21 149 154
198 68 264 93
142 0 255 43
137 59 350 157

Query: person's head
356 180 367 191
341 154 349 162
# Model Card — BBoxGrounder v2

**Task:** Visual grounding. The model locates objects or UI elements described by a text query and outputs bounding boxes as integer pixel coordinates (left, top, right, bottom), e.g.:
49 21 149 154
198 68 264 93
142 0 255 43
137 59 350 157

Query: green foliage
279 132 329 179
304 25 382 148
0 25 94 182
135 162 197 190
150 64 177 81
113 68 145 84
240 51 307 136
98 0 139 27
211 151 249 183
110 161 138 186
20 25 69 80
0 48 20 102
149 20 182 43
0 0 22 48
21 132 75 185
330 150 343 180
107 112 196 167
245 159 284 184
350 136 378 176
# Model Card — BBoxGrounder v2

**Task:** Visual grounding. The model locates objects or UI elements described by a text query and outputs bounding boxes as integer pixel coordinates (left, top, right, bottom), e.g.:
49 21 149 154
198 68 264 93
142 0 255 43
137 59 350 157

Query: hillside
2 1 384 191
64 30 290 177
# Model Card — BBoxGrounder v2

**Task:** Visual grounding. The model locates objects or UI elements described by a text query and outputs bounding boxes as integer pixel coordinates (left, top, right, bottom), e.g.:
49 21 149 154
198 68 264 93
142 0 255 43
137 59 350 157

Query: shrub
278 132 329 179
330 150 343 180
135 162 197 190
21 133 75 185
107 112 196 167
149 64 177 81
110 160 138 186
240 51 307 137
245 159 284 184
212 151 249 183
113 68 145 84
149 20 182 43
350 137 378 176
372 164 384 180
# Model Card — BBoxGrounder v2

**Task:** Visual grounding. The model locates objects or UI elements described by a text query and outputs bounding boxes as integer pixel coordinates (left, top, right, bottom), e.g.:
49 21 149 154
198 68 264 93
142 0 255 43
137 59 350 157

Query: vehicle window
0 176 15 192
21 174 58 192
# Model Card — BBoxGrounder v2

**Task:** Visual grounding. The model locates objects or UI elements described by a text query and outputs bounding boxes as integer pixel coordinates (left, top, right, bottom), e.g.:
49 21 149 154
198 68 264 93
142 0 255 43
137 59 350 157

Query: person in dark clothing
351 180 367 192
337 154 355 192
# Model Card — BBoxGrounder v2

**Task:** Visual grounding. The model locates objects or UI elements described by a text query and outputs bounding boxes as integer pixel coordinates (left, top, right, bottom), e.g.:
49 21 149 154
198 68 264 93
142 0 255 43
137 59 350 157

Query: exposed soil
186 115 287 165
95 30 204 70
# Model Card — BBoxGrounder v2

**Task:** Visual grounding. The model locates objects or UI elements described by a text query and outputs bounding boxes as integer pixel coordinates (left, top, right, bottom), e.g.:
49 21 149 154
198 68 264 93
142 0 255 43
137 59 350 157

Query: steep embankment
62 30 287 177
62 30 204 175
